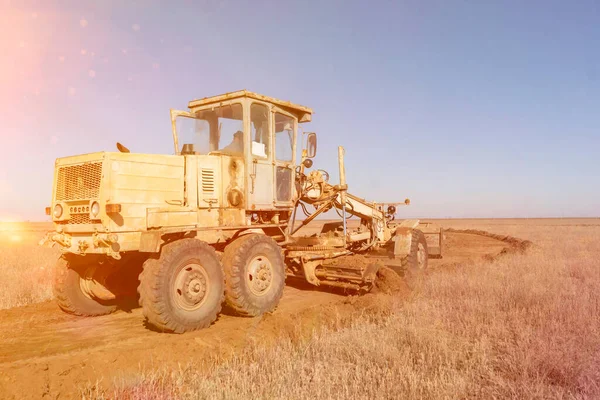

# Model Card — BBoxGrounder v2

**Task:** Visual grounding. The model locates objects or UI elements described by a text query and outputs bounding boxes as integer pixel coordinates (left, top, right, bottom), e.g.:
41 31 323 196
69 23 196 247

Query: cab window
176 103 243 155
250 103 270 158
274 113 294 162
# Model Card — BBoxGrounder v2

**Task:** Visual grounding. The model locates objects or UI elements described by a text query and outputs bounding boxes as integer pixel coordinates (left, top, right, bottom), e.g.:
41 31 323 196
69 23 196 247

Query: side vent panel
201 168 215 194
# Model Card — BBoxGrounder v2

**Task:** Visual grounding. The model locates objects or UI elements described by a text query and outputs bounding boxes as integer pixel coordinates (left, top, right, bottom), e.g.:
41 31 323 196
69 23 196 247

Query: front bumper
39 230 141 259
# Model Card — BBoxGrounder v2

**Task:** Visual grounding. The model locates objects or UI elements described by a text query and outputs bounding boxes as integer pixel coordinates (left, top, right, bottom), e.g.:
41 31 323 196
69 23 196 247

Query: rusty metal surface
187 90 313 122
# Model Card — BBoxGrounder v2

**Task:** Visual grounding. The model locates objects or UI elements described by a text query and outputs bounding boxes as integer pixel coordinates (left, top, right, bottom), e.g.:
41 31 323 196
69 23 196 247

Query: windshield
176 103 243 155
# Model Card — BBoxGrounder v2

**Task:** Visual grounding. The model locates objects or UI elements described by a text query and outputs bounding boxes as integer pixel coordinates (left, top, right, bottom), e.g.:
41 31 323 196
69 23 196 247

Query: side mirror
306 132 317 158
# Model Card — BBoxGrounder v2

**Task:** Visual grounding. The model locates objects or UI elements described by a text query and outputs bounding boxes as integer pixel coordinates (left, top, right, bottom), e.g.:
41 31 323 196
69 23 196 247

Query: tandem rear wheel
222 234 286 317
138 235 285 333
138 238 225 333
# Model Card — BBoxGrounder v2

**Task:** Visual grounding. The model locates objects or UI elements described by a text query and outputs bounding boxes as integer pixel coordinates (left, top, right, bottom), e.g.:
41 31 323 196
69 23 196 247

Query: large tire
54 255 118 316
222 234 285 317
403 229 428 273
138 239 224 333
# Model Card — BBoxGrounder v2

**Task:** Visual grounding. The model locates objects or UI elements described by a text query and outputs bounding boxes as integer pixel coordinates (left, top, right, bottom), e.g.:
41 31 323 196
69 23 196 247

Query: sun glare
0 216 23 223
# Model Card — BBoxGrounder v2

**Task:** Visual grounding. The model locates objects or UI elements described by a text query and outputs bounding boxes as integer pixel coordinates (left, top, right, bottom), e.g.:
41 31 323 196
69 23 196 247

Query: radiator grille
67 214 92 225
56 162 102 201
201 168 215 194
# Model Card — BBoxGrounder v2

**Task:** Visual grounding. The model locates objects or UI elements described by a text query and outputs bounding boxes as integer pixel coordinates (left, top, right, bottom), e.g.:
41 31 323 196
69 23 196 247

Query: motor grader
40 90 443 333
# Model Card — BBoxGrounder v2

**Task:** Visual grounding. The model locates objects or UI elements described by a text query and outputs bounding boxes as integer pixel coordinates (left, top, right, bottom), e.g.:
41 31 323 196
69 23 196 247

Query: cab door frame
170 109 197 155
246 100 275 210
271 106 297 209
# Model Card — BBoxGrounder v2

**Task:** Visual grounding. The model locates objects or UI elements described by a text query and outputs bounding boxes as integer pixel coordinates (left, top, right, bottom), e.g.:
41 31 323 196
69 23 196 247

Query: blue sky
0 0 598 221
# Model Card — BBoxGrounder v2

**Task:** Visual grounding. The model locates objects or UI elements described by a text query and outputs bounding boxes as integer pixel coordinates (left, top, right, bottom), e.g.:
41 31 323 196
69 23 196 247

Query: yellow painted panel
147 210 198 229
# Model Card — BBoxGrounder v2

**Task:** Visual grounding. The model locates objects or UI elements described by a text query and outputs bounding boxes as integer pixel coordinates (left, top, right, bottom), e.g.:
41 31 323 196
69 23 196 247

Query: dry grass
84 223 600 400
0 228 58 309
0 221 598 398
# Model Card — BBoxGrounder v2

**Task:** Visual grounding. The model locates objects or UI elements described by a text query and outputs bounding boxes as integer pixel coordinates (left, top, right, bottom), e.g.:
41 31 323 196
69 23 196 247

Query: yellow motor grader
41 90 442 333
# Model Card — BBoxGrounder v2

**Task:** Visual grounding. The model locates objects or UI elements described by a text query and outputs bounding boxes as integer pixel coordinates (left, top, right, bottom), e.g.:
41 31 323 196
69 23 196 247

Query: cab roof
187 90 313 123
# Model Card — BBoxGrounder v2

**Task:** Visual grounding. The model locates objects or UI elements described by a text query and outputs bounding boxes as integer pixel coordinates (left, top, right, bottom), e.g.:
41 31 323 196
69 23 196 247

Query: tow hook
93 233 121 260
93 233 119 248
77 240 89 254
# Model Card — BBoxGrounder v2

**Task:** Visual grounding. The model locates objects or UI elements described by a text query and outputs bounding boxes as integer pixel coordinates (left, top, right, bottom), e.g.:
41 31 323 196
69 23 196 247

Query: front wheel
138 239 224 333
403 229 429 273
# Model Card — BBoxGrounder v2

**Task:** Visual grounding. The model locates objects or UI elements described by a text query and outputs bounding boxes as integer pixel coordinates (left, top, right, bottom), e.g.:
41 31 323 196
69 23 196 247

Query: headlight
53 204 63 218
91 202 100 218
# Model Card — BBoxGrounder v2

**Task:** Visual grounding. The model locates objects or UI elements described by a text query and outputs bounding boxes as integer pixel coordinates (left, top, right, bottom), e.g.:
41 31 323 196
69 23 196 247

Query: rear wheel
138 239 224 333
222 234 285 316
54 256 118 316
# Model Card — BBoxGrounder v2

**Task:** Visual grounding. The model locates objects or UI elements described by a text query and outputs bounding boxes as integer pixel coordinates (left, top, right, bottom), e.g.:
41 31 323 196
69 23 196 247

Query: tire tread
222 234 285 317
138 239 224 333
54 255 117 316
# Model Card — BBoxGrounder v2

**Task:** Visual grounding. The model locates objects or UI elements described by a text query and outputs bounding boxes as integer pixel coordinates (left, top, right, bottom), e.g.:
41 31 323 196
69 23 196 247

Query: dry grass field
0 223 57 310
94 219 600 400
1 219 599 399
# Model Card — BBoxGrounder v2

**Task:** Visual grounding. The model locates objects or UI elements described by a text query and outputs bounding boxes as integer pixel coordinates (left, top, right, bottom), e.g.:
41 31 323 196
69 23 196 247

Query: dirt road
0 231 508 399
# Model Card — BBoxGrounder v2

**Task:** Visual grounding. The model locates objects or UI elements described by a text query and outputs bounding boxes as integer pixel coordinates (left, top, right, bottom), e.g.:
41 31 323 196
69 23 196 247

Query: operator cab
170 90 315 210
171 90 312 156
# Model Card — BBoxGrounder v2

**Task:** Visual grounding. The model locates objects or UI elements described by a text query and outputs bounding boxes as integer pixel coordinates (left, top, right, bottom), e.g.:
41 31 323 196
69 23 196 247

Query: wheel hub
247 255 273 296
174 263 209 310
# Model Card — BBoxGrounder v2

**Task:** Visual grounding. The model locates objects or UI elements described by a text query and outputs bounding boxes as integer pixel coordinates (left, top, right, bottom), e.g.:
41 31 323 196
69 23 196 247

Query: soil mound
373 267 411 296
445 228 533 255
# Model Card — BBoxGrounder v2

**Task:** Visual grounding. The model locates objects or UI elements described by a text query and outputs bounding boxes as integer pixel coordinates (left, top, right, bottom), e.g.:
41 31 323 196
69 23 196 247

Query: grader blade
315 254 381 290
